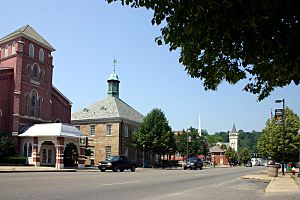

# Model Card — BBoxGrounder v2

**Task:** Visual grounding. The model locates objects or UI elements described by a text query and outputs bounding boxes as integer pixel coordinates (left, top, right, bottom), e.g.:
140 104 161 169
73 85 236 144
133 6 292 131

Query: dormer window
12 41 16 55
39 48 44 62
29 43 34 58
4 44 9 57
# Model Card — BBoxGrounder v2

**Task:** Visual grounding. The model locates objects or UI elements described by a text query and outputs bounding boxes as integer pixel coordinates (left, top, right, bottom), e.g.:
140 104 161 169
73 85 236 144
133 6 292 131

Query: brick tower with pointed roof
0 25 72 141
229 124 239 152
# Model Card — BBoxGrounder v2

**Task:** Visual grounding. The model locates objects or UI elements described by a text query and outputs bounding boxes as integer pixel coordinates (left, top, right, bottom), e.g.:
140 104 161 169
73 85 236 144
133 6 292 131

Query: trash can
267 164 279 177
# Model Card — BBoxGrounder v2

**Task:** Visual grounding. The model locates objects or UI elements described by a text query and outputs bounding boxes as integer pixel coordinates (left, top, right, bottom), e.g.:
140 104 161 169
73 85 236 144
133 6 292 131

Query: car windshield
188 157 197 162
107 156 120 161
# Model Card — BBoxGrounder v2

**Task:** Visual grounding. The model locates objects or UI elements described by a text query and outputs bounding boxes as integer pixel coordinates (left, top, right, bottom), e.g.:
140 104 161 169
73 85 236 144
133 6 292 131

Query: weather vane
112 58 118 72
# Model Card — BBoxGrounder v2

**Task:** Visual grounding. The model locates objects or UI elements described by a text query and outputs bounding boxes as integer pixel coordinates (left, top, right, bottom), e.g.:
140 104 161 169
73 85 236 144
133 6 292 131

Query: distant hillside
207 130 262 153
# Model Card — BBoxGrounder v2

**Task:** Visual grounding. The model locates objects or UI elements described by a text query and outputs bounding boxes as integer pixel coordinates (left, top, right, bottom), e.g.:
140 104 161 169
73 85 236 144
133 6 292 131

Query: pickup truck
98 155 137 172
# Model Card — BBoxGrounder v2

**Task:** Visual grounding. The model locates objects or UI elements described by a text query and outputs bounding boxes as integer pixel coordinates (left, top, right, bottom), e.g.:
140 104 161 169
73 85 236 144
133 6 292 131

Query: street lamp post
142 144 145 168
275 99 285 175
298 129 300 177
187 135 191 158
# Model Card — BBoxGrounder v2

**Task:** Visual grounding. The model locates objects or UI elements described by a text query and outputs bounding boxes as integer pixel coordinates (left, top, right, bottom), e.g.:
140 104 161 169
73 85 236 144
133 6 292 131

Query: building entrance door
41 141 55 166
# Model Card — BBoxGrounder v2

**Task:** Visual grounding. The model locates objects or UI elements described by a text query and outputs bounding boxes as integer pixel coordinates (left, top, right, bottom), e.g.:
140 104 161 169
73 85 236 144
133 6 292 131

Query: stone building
71 69 144 165
0 25 84 169
229 124 239 152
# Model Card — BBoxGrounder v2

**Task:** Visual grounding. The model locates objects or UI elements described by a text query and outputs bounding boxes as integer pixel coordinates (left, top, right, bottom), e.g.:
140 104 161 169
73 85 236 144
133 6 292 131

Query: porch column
78 146 85 169
32 137 40 166
56 137 64 169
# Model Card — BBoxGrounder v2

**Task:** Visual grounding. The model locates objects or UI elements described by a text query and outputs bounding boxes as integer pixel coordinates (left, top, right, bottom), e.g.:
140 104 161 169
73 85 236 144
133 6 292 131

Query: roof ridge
0 25 55 51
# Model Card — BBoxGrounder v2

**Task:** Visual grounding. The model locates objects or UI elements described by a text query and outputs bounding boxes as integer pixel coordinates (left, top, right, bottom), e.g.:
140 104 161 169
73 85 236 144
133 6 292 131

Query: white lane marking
209 178 240 188
98 180 140 187
193 173 206 177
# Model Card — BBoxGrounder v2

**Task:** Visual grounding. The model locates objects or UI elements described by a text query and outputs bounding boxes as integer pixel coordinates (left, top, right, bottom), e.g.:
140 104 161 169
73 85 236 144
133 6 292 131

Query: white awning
19 123 83 138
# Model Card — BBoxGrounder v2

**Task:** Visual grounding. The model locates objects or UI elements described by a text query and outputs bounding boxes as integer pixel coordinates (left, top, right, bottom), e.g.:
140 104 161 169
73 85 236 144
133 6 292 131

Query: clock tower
229 124 239 152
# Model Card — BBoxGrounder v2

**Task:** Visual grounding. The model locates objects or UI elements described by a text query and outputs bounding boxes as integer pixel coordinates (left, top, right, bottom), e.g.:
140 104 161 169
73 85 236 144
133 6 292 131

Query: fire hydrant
292 167 296 175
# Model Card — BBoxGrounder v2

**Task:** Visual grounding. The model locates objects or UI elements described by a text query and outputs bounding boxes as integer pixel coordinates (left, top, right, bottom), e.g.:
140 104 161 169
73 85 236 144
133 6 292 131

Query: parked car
98 156 137 172
245 161 252 167
183 157 203 170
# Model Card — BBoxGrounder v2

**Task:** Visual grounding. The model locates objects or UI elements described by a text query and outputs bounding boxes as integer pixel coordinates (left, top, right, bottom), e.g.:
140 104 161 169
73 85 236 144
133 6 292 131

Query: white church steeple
229 124 239 152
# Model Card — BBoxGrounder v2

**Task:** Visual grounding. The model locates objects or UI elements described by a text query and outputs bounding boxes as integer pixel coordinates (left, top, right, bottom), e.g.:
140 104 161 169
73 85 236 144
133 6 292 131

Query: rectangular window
106 125 112 136
124 147 128 157
90 125 95 136
105 146 111 160
123 125 128 137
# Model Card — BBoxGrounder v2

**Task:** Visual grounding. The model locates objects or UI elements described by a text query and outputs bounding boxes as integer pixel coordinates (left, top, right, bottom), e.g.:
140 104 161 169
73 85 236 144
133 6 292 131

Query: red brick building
0 25 72 148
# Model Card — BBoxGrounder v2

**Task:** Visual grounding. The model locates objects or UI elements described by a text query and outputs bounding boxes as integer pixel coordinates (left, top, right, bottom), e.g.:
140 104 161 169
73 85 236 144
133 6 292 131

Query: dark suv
183 157 203 170
98 156 137 172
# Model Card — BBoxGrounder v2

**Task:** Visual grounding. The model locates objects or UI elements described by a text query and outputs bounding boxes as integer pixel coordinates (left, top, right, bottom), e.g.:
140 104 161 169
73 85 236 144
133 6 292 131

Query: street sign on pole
275 109 284 124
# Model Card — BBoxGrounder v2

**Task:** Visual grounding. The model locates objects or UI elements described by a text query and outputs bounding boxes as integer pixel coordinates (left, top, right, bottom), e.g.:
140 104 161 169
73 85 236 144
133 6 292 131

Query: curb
0 169 77 173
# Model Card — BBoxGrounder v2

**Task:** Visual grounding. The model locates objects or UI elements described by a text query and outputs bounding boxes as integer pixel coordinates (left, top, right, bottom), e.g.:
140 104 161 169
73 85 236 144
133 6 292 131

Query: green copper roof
108 70 119 81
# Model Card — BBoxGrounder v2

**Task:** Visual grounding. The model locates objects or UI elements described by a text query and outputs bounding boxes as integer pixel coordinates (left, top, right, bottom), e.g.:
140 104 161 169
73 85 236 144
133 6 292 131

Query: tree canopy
225 147 238 163
106 0 300 100
175 127 209 157
133 108 175 155
238 147 252 165
257 108 300 162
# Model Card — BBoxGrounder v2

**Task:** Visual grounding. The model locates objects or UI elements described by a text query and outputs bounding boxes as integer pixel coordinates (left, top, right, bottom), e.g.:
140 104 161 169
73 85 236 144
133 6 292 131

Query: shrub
4 156 26 165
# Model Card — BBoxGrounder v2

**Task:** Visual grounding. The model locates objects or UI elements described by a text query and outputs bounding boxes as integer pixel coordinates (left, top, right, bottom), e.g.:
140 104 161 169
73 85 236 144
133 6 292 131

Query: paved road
0 167 268 200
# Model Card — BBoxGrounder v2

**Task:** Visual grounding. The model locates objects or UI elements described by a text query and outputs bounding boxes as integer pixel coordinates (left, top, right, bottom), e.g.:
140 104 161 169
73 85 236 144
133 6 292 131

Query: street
0 166 272 200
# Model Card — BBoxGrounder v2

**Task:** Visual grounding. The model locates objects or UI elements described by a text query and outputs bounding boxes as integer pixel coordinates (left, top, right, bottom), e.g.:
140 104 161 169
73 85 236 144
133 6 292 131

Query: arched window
12 41 16 55
24 93 30 116
40 69 45 80
29 43 34 58
4 44 9 57
32 64 39 79
28 143 32 157
39 48 44 62
37 97 42 118
23 143 28 157
0 108 3 117
31 90 37 117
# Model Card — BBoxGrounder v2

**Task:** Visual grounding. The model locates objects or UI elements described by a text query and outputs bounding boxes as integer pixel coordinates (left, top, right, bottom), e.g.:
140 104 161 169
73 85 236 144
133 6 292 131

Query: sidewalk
0 165 77 173
241 170 300 193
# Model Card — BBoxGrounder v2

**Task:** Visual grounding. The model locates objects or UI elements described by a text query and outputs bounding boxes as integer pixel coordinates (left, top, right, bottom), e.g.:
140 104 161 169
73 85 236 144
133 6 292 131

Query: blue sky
1 1 299 134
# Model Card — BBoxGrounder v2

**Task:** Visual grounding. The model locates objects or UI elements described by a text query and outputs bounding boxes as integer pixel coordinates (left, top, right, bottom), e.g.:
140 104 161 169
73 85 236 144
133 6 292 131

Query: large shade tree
238 147 252 165
257 108 300 162
175 127 209 158
106 0 300 100
133 108 175 159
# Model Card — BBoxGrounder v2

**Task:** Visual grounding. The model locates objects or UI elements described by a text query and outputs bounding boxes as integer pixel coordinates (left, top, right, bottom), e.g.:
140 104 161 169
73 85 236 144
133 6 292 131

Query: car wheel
200 166 203 170
131 166 136 172
184 166 187 170
120 168 124 172
113 166 118 172
100 169 105 172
